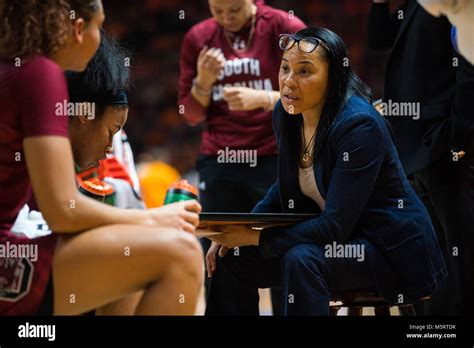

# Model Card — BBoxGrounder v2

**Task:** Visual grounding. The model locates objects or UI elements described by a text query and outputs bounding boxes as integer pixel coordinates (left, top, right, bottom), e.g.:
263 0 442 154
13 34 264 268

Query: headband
69 88 128 106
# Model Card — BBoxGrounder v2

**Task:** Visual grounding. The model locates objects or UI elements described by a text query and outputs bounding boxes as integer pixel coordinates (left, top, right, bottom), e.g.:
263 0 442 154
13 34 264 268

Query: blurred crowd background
102 0 403 204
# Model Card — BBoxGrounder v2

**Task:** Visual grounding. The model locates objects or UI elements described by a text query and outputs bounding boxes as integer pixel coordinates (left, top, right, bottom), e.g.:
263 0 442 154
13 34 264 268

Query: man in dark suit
368 0 474 315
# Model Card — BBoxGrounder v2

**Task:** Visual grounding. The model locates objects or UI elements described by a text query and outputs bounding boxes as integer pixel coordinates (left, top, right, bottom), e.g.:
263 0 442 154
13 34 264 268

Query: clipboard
197 212 317 237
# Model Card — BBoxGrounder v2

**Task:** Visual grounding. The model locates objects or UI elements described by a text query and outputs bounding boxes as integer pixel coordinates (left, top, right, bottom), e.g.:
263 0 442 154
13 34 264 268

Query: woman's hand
208 225 260 248
196 46 226 90
205 241 229 278
23 136 200 234
223 87 269 111
146 200 202 234
456 150 466 160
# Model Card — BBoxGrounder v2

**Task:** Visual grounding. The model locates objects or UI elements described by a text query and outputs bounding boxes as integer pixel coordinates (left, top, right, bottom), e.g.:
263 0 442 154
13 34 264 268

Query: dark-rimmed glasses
279 34 330 54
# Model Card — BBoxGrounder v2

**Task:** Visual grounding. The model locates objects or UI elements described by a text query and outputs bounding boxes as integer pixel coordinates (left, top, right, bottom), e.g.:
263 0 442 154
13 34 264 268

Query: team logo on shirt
212 58 274 102
0 258 33 302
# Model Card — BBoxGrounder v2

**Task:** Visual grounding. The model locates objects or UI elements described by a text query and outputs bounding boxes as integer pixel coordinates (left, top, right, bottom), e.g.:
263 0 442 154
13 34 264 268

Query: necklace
301 124 317 167
224 6 257 53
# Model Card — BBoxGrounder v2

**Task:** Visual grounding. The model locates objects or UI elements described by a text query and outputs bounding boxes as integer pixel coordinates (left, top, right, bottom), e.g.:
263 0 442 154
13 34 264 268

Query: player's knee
168 231 204 279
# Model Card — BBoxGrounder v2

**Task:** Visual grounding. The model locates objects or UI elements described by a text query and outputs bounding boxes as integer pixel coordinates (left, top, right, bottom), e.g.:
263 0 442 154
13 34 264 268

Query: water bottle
79 178 116 205
163 179 198 205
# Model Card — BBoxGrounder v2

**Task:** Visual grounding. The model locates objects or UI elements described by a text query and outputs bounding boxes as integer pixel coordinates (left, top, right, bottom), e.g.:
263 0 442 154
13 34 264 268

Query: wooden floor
196 286 400 315
195 286 274 315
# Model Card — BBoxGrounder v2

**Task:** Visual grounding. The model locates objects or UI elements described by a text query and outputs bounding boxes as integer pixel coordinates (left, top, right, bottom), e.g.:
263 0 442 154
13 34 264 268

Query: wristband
266 91 274 110
193 78 212 96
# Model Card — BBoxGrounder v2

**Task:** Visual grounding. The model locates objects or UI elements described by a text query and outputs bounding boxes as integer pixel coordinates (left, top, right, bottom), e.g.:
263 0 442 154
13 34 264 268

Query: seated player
66 33 144 210
12 33 151 314
1 0 202 316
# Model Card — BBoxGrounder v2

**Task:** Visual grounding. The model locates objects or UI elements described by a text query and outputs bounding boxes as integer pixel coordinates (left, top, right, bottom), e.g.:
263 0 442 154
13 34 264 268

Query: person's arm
450 54 474 157
221 8 307 113
23 136 150 232
178 29 207 125
178 28 225 125
222 87 280 111
368 0 404 49
251 180 282 213
24 136 201 233
428 53 474 160
189 47 226 109
16 58 200 234
258 113 386 259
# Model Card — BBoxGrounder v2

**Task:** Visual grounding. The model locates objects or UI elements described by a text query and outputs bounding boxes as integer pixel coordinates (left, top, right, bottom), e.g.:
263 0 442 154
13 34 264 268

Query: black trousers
409 155 474 315
197 155 278 315
221 242 376 315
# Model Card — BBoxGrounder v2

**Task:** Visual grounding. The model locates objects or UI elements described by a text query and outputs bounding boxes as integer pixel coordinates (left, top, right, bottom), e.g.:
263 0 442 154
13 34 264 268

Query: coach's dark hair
292 27 373 157
0 0 100 59
66 33 131 118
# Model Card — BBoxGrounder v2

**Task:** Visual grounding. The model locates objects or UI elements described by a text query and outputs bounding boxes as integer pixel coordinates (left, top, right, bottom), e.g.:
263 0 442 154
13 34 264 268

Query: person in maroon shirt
0 0 202 315
178 0 305 315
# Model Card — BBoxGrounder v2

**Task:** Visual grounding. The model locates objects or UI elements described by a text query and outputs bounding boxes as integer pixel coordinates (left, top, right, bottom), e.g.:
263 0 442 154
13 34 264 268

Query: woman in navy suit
205 27 447 315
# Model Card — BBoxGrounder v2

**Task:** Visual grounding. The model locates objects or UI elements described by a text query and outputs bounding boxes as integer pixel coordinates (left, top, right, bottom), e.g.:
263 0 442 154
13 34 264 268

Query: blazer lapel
313 158 327 200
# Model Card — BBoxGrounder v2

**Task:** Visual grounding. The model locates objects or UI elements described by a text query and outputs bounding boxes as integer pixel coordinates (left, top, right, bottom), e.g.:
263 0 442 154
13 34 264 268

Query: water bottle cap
81 178 115 196
169 180 198 196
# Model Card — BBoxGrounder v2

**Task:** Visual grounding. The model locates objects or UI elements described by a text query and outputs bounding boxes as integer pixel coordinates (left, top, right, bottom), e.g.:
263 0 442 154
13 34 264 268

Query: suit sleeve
251 180 282 213
258 114 386 259
451 54 474 155
178 27 208 125
368 2 403 50
427 54 474 159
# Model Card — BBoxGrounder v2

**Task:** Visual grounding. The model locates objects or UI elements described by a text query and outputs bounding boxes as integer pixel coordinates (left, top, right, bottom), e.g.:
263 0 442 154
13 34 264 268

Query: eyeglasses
278 34 330 54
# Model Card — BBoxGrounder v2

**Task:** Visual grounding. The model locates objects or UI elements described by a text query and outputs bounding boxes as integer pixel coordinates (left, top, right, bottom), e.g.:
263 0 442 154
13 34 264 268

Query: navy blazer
253 96 447 302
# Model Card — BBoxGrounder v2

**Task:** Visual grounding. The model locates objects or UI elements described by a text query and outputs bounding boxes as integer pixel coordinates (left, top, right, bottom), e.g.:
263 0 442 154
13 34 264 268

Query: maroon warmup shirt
0 56 68 314
178 1 305 156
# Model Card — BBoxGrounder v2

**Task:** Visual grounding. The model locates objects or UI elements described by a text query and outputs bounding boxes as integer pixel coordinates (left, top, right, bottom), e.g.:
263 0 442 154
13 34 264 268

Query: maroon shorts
0 230 57 315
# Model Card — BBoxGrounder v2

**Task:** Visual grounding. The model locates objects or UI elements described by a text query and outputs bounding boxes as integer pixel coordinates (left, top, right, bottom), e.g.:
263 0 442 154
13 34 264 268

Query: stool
330 289 429 316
